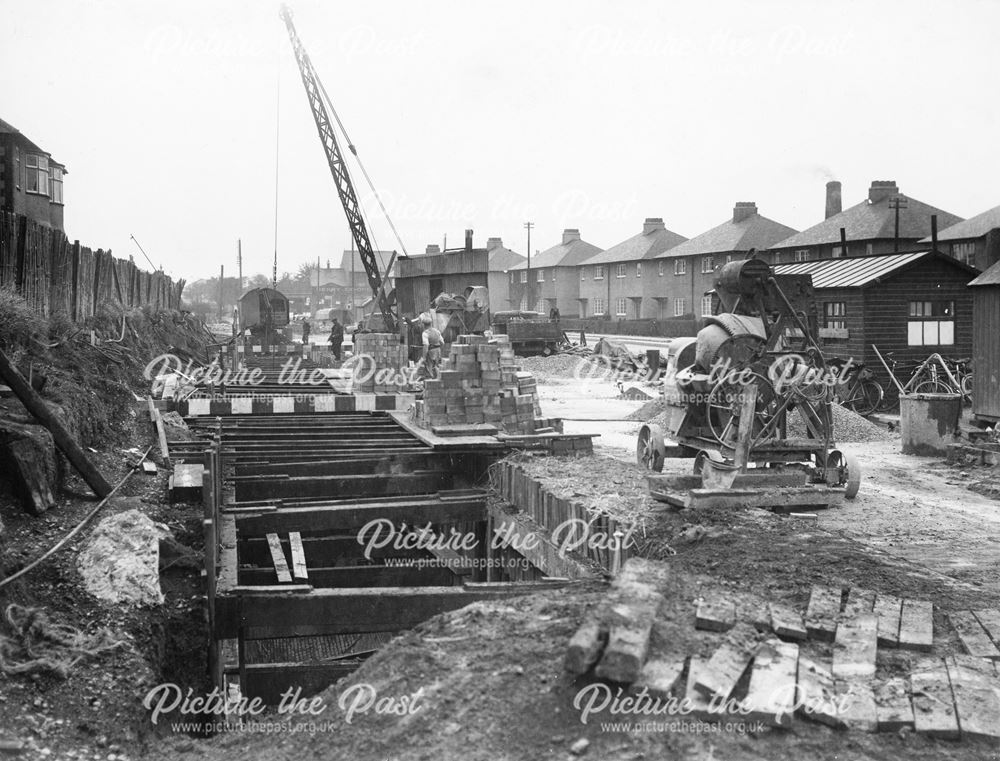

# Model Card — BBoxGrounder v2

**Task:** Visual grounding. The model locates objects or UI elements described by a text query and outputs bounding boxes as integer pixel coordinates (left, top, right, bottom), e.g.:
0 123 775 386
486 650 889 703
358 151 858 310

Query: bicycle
828 358 884 416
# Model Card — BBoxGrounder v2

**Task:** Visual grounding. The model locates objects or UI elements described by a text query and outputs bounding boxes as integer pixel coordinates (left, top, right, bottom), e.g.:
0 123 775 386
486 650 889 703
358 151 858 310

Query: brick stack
351 333 408 393
414 334 549 434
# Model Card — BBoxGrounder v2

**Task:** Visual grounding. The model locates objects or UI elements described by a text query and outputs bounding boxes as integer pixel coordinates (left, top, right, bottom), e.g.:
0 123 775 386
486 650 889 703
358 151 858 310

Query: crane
279 5 397 333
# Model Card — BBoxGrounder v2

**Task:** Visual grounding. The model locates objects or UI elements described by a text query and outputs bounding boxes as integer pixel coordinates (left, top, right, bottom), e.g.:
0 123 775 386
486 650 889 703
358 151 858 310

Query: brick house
648 202 797 320
506 228 602 316
0 117 66 231
576 218 687 319
922 203 1000 273
767 180 962 264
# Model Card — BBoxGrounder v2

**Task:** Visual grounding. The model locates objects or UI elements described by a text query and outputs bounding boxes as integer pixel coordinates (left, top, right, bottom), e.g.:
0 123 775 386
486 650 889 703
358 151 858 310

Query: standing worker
328 317 344 362
301 317 311 345
421 316 443 379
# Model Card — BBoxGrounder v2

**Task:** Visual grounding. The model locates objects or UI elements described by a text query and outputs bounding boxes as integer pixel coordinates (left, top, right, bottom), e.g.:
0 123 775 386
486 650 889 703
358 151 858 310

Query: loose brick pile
415 334 558 434
351 333 409 393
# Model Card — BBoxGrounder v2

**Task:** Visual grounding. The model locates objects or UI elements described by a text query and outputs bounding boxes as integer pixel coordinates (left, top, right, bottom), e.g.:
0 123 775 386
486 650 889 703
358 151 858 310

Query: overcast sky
3 0 998 282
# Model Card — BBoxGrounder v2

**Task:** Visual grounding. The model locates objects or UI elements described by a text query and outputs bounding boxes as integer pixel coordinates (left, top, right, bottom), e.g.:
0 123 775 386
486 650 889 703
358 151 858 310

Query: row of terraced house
505 180 1000 323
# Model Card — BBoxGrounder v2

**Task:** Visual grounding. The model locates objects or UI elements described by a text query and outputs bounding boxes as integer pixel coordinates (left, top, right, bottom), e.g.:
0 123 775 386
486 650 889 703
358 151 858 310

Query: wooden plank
874 677 914 732
265 533 292 584
769 602 806 641
696 593 736 632
796 657 845 728
910 658 959 739
634 656 685 698
694 622 760 700
972 608 1000 651
873 593 903 648
805 585 842 642
948 610 1000 659
288 531 308 581
4 438 56 515
743 638 798 727
832 613 878 680
836 679 878 733
945 654 1000 741
595 591 663 683
153 406 170 463
899 599 934 652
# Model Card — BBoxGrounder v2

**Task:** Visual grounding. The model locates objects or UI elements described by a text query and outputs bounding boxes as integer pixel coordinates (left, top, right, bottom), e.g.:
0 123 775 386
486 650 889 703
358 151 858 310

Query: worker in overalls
328 317 344 362
421 316 443 379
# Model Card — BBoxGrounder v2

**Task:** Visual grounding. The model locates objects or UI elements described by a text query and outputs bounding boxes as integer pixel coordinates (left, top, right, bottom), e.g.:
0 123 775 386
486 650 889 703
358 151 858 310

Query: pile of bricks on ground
351 333 408 393
415 334 559 435
565 559 1000 739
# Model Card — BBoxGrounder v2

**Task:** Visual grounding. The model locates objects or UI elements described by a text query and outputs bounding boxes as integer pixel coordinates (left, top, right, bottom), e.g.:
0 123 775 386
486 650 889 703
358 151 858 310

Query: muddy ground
1 344 997 760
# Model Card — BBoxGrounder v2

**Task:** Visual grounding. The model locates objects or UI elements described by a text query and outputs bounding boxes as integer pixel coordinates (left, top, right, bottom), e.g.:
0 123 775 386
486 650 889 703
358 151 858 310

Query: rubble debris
76 506 164 607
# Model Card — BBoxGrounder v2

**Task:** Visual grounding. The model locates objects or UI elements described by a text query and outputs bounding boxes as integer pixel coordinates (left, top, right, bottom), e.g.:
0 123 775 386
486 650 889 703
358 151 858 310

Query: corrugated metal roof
969 260 1000 287
773 251 928 288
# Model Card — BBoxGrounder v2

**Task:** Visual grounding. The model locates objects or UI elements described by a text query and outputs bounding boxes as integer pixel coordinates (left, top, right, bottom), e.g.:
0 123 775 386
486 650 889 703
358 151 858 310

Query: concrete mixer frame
637 258 860 510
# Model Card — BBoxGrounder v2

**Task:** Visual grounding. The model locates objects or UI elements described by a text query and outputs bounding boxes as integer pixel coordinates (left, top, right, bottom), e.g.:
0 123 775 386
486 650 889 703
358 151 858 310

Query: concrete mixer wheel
636 424 666 472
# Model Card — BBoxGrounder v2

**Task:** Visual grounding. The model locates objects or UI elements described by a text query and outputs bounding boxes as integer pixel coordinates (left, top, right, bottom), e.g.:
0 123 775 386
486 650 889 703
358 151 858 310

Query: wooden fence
0 210 185 321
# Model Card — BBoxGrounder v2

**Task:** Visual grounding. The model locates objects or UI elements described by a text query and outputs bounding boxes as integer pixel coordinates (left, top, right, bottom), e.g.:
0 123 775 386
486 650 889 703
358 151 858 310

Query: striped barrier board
178 393 416 417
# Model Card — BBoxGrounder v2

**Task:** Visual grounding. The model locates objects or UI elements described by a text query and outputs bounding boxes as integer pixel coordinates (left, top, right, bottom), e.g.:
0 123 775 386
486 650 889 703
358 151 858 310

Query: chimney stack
425 244 441 255
464 229 473 252
868 180 898 205
825 181 842 219
486 237 503 251
643 218 665 235
562 228 581 245
733 202 757 223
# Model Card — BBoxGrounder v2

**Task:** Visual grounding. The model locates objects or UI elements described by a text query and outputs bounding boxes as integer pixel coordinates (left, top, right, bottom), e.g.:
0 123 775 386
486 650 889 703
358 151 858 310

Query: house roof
580 226 687 265
771 192 963 250
0 119 53 160
654 212 797 259
335 248 396 273
923 204 1000 243
773 250 977 289
968 259 1000 287
508 238 602 270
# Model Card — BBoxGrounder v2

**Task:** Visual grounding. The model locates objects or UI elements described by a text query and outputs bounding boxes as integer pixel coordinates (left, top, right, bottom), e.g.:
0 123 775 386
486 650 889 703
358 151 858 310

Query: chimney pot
825 181 842 219
868 180 898 204
733 202 757 223
464 229 473 252
562 228 581 245
643 217 665 235
425 244 441 255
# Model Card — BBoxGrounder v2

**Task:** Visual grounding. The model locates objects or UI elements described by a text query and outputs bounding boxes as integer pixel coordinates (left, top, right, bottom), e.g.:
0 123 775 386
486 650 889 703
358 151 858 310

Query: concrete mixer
637 258 860 510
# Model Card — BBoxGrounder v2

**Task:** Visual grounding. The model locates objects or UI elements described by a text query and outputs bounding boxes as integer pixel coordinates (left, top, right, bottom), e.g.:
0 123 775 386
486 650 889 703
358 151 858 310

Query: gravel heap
515 353 603 382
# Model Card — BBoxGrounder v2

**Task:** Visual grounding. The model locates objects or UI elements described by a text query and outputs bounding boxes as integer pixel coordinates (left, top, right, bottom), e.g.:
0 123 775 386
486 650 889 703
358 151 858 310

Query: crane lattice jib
279 6 396 332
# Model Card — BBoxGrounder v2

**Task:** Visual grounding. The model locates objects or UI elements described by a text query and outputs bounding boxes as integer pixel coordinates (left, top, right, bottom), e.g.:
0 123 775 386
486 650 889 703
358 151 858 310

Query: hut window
795 249 810 262
907 300 955 346
951 242 976 267
824 302 847 330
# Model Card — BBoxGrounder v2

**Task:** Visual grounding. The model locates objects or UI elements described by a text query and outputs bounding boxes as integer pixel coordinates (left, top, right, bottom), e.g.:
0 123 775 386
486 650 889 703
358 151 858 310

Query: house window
519 271 527 284
510 273 515 284
674 259 686 276
701 295 714 316
701 256 714 273
615 298 627 317
594 265 604 280
795 249 810 262
907 300 955 346
50 166 64 204
534 299 544 313
824 302 846 330
519 295 529 311
536 269 544 282
551 268 556 281
658 261 665 276
593 297 605 316
636 262 642 278
951 242 976 267
674 298 687 316
25 154 49 196
616 263 627 278
581 268 585 281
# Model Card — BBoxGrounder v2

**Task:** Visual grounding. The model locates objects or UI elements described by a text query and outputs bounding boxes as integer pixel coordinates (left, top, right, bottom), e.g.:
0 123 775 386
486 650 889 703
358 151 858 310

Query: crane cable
272 36 282 289
314 75 410 260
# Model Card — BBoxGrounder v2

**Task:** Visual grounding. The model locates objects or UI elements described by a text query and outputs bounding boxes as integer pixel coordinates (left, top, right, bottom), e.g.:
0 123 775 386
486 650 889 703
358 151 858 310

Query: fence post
14 215 27 294
110 251 124 305
70 240 81 320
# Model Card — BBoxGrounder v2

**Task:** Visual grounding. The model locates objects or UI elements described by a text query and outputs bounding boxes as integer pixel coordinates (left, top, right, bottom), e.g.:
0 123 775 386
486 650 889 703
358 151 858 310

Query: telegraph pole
889 195 908 252
524 221 534 312
218 264 224 321
237 239 243 292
